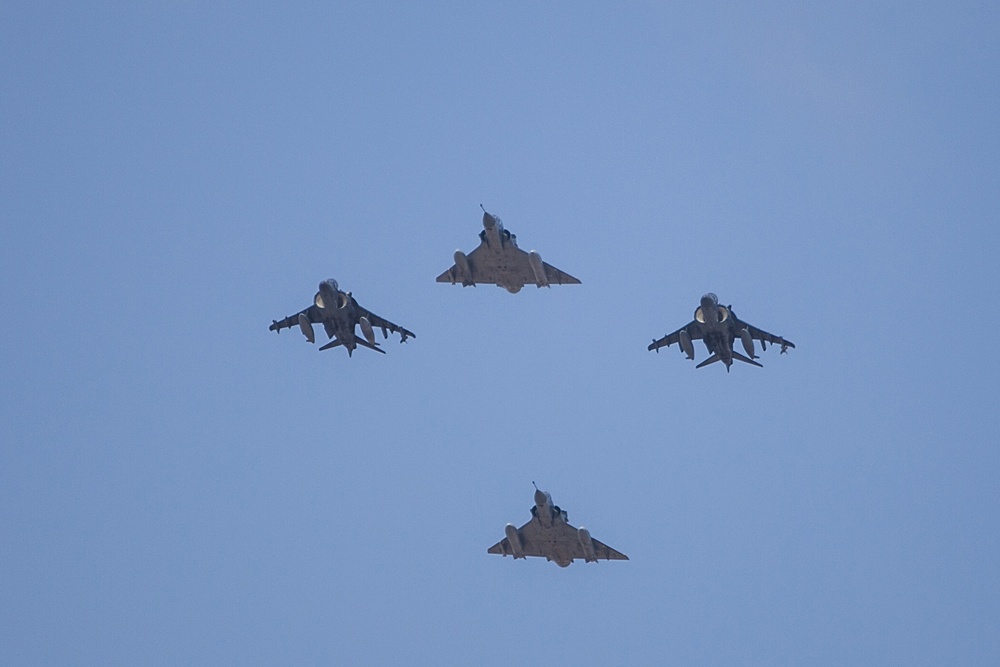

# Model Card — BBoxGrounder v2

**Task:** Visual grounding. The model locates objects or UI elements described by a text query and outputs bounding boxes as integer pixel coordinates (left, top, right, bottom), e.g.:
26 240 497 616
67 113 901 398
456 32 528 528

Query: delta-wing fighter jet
648 293 794 371
488 485 628 567
436 207 580 293
269 279 414 356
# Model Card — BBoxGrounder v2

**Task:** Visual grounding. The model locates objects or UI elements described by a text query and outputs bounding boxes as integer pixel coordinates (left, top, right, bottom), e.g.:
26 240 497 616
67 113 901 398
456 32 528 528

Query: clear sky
2 2 998 665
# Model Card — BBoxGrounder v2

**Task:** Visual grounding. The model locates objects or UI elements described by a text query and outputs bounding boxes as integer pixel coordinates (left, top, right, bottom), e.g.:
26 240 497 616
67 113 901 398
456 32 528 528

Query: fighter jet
269 279 414 356
488 485 628 567
648 293 794 371
436 206 581 293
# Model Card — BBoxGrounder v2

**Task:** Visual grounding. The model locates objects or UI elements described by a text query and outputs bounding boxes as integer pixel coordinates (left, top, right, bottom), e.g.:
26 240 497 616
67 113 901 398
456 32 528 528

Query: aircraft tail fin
732 350 763 368
695 354 721 369
318 339 344 352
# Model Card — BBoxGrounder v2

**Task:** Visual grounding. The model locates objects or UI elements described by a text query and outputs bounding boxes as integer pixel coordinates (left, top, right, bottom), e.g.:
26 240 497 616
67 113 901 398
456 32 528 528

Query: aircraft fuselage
479 210 525 292
316 279 359 353
534 488 554 528
695 294 735 368
531 489 573 566
481 210 510 251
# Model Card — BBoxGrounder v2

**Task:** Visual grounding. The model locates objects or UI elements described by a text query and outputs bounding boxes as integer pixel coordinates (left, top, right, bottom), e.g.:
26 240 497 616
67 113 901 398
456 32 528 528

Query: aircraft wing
436 261 465 285
435 265 462 284
551 520 628 561
487 519 546 557
538 258 581 285
590 536 629 561
437 243 580 287
488 520 627 562
648 321 701 352
350 298 415 343
435 243 487 285
269 305 322 332
739 320 795 352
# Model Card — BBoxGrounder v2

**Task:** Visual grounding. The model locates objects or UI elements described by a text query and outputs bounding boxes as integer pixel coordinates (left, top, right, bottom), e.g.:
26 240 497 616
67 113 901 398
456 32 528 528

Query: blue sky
2 3 998 664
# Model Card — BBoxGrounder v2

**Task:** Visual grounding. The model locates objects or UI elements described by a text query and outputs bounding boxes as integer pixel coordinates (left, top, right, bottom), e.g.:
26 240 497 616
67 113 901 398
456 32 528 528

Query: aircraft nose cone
482 211 496 229
534 489 547 507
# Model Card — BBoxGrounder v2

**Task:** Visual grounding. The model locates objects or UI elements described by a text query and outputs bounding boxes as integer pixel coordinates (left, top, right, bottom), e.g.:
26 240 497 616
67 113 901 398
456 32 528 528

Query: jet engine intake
695 305 729 323
314 289 349 310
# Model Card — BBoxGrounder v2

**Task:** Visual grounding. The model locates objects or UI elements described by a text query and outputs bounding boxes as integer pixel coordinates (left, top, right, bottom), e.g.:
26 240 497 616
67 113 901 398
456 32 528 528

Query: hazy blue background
2 3 998 664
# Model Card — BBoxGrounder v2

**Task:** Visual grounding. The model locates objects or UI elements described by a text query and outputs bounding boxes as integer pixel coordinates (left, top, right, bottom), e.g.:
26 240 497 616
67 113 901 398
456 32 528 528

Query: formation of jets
269 207 796 566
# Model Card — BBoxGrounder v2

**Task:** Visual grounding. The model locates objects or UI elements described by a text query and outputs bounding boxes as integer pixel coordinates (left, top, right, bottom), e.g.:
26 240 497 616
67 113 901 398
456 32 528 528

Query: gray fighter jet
436 207 581 293
269 279 414 356
488 485 628 567
648 293 794 371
